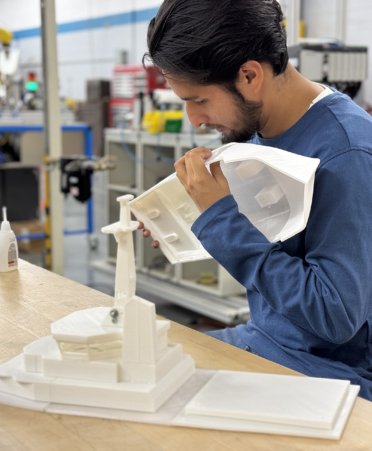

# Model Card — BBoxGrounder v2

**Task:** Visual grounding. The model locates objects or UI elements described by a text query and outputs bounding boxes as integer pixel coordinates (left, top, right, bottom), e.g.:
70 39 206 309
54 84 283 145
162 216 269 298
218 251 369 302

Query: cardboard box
12 221 46 253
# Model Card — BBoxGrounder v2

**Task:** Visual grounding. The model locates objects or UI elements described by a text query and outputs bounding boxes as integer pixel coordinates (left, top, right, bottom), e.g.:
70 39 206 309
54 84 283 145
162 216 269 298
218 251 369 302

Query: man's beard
221 94 263 144
206 87 263 144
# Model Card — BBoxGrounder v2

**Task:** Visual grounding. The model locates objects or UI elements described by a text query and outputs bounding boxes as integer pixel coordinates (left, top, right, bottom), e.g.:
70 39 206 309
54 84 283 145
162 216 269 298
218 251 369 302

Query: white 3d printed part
130 143 320 264
0 195 195 413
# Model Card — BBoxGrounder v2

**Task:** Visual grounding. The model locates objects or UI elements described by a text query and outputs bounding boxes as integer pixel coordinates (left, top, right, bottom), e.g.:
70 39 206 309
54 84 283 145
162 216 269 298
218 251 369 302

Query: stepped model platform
0 195 195 412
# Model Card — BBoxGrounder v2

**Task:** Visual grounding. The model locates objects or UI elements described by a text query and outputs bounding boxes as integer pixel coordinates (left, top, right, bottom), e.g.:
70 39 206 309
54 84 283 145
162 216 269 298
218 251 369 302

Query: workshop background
0 0 371 330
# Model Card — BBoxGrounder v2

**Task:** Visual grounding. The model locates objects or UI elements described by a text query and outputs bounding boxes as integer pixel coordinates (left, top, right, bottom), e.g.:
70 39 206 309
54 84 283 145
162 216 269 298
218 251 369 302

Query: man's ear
236 60 264 97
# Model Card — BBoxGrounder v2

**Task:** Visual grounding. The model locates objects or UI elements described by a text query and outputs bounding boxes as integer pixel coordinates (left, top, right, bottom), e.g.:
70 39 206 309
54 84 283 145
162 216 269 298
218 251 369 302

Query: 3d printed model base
0 368 359 440
130 143 320 264
0 347 194 413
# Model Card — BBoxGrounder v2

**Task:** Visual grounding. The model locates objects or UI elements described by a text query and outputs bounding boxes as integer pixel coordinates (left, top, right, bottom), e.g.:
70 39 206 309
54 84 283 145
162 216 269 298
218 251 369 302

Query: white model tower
104 195 138 305
102 194 162 378
0 195 195 413
101 195 188 384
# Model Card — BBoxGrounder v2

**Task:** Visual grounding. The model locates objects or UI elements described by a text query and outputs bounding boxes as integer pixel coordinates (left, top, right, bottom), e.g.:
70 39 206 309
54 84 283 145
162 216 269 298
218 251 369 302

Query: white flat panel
174 385 360 440
185 370 350 430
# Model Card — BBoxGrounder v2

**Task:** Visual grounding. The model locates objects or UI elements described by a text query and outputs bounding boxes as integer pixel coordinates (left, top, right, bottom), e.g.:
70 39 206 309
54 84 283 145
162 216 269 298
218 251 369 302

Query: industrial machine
0 26 48 119
288 39 368 99
109 65 168 128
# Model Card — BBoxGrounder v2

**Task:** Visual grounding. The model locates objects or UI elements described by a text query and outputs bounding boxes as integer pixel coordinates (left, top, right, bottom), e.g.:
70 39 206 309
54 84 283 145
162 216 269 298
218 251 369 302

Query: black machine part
60 157 93 203
0 164 39 221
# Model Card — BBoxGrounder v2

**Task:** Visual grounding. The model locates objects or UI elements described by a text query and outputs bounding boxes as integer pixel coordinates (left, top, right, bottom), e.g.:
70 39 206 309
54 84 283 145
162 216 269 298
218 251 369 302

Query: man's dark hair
143 0 288 87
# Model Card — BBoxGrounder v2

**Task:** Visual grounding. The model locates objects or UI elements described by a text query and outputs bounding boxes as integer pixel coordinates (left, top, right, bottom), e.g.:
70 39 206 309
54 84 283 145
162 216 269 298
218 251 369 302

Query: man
139 0 372 400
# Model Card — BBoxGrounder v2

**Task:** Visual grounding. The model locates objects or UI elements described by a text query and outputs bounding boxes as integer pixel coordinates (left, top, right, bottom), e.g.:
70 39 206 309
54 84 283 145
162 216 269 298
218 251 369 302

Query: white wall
3 0 372 104
0 0 161 100
303 0 372 105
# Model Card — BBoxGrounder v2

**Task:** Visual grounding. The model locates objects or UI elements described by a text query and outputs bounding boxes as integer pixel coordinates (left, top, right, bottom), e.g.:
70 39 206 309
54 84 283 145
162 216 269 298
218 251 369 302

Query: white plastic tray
130 143 320 264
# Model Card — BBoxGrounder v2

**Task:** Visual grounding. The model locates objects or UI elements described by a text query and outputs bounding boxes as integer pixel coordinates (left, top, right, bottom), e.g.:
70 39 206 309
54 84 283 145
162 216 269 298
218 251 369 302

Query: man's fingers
210 161 225 180
174 147 212 191
188 150 211 178
184 151 195 177
140 228 159 248
189 146 212 159
175 155 188 187
138 221 144 229
175 155 186 168
210 161 230 192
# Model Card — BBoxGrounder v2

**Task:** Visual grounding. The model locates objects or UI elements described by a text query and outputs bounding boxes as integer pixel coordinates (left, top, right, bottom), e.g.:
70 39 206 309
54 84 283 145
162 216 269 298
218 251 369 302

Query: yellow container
142 111 161 133
142 110 183 133
0 27 13 46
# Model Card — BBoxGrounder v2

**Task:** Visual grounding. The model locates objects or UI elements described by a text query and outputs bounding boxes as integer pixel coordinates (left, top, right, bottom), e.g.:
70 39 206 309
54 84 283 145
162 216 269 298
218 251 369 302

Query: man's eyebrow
180 95 200 101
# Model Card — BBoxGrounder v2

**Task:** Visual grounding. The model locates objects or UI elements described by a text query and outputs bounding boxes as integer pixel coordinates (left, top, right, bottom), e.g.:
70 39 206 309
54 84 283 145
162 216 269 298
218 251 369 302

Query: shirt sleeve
191 150 372 344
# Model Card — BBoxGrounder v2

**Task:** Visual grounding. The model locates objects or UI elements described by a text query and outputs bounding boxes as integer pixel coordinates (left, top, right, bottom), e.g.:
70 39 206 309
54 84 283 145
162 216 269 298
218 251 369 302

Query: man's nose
185 102 208 128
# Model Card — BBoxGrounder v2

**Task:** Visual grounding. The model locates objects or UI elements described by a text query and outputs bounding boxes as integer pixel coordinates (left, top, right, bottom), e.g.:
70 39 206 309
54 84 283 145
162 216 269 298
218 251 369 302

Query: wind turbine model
0 195 195 412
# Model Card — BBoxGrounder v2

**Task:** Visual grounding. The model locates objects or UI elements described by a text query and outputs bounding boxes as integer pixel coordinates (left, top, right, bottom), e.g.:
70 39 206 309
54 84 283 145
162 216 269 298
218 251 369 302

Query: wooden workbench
0 260 371 451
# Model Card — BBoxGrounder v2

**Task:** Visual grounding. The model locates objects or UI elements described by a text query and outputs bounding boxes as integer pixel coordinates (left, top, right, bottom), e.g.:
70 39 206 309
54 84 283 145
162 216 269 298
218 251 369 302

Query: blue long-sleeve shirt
192 91 372 400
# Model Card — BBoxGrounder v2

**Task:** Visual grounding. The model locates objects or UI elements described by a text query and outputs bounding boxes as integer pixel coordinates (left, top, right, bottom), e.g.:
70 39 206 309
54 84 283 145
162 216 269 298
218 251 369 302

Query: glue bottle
0 207 18 272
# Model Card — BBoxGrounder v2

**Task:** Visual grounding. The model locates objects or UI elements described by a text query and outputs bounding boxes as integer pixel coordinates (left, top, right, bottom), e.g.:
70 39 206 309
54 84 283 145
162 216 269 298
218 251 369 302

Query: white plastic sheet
130 143 320 264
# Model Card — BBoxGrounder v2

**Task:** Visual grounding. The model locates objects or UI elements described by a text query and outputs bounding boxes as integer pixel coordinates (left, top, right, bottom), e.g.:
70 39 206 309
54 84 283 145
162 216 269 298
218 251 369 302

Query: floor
20 172 226 331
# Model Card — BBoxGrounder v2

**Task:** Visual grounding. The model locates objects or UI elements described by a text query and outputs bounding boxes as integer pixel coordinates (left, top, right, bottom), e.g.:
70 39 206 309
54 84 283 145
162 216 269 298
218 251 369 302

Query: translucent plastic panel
221 161 290 242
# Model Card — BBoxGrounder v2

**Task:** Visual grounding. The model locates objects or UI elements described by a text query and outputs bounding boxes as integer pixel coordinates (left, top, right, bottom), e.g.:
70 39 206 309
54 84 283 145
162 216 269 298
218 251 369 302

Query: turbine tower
102 194 158 373
102 194 138 306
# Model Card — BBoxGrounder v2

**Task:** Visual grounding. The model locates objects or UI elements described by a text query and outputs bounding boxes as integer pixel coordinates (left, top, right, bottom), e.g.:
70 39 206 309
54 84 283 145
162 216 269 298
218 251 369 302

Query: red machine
109 65 168 128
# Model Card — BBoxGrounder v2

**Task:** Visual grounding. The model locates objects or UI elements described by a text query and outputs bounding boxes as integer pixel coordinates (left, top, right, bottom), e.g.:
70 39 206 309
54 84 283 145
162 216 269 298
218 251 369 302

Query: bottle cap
1 207 11 232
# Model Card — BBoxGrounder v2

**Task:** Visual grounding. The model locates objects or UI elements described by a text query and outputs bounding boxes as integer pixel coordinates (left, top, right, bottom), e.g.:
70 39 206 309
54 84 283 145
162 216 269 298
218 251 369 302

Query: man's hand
136 147 230 248
138 221 160 248
175 147 231 212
